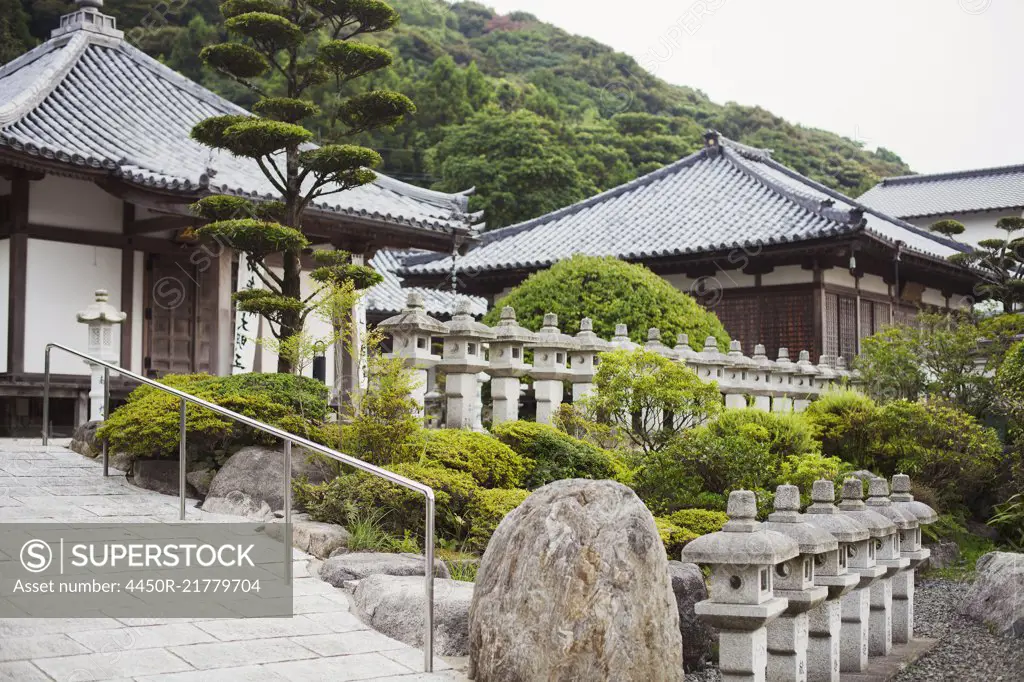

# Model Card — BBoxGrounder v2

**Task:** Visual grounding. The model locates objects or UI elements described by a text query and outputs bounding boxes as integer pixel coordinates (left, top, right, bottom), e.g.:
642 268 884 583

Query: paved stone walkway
0 440 466 682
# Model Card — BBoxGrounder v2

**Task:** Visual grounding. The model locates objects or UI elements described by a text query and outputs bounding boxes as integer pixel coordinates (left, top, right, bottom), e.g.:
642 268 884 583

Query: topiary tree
939 216 1024 312
481 255 730 349
190 0 414 372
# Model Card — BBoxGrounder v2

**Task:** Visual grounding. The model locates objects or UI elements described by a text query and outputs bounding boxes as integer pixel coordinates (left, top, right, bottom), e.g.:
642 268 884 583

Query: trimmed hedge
466 488 531 552
490 420 630 488
666 508 728 537
419 429 526 489
655 517 698 558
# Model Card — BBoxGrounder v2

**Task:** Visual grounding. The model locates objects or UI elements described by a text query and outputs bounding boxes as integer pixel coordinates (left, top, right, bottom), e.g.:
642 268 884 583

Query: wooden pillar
212 249 234 376
7 171 29 374
812 265 824 361
120 204 135 371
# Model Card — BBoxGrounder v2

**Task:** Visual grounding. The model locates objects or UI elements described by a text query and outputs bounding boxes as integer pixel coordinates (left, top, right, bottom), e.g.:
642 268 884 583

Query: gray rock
468 478 684 682
264 516 350 559
201 445 333 519
131 459 195 497
69 420 102 458
922 541 960 571
107 450 132 472
668 560 715 671
352 574 473 656
960 551 1024 637
185 468 215 497
319 552 449 586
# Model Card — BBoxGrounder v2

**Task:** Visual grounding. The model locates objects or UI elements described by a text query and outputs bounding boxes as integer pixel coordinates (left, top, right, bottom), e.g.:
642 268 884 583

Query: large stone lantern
610 323 637 350
673 333 700 367
801 480 867 682
748 344 775 411
889 474 938 644
378 292 449 419
723 341 755 409
682 490 799 682
76 289 126 421
793 350 820 411
644 327 675 359
526 313 576 424
439 299 495 429
815 356 837 394
571 318 610 402
772 348 797 413
689 336 727 384
488 307 537 425
864 477 918 654
835 478 898 672
762 485 834 682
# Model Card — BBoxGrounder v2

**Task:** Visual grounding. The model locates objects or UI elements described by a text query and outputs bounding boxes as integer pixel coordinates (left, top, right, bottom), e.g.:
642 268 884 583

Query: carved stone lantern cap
802 480 870 542
836 478 897 538
774 347 796 373
574 317 610 352
610 323 637 350
697 336 727 365
763 485 838 555
76 289 126 324
673 333 700 362
815 355 837 380
78 0 103 8
726 340 755 368
865 478 918 529
750 343 775 370
446 298 495 339
526 312 576 350
795 350 820 376
644 328 676 358
890 474 938 524
681 490 799 566
492 306 538 344
378 292 449 335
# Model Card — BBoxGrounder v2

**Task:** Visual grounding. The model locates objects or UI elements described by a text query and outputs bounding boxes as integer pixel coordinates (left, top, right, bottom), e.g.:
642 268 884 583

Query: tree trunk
276 246 302 374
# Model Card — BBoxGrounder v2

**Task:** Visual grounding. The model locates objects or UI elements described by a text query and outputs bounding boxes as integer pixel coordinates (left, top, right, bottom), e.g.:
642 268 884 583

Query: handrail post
283 439 292 585
179 398 187 521
424 492 435 673
102 366 110 476
42 346 51 446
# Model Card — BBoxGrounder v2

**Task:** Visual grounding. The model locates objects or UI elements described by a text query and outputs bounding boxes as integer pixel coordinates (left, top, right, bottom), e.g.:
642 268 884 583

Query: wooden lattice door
144 253 217 377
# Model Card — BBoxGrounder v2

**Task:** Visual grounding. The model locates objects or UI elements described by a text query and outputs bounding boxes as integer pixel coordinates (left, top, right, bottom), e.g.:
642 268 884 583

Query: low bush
466 488 531 552
342 354 425 467
419 429 526 489
803 390 880 468
654 517 698 558
491 420 631 488
777 452 854 506
666 508 728 537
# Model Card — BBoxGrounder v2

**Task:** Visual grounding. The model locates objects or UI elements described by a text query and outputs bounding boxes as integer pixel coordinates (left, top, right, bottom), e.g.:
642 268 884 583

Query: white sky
477 0 1021 175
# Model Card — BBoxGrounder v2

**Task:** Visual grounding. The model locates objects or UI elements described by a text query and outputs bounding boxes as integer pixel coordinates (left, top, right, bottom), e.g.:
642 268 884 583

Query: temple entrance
143 253 217 378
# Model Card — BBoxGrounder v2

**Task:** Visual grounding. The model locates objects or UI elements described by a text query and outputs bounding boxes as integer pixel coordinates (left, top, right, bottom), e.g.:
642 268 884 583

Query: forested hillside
5 0 913 228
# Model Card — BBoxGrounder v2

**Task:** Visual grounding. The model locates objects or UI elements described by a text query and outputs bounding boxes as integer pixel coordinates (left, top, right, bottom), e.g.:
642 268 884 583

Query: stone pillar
723 340 754 409
378 293 449 419
889 474 938 644
439 300 494 429
673 333 699 367
763 485 833 682
772 348 797 413
527 313 575 425
682 491 798 682
864 478 916 656
793 350 820 412
609 323 637 350
570 318 609 402
749 344 774 412
76 289 127 421
488 307 536 425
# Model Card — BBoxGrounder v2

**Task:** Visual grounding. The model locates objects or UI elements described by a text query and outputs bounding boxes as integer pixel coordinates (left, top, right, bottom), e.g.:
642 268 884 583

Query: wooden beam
7 170 29 374
124 214 194 236
25 224 192 255
120 207 135 371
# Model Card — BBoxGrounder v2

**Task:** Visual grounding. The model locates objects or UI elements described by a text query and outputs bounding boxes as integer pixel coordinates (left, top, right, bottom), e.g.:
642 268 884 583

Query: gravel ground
683 578 1023 682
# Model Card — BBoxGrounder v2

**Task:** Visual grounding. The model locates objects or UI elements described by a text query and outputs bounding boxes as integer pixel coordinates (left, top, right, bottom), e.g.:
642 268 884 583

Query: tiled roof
365 249 487 317
402 137 968 277
0 18 477 234
858 165 1024 219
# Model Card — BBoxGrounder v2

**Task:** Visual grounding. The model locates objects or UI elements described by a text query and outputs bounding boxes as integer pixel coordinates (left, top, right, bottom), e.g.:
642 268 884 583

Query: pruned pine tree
934 217 1024 312
190 0 414 373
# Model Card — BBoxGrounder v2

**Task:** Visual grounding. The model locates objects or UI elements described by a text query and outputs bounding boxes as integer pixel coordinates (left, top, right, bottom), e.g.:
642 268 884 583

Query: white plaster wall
0 240 8 373
761 265 813 286
859 274 890 297
24 240 122 374
822 268 856 288
906 210 1024 247
922 287 947 308
132 251 144 372
28 176 122 232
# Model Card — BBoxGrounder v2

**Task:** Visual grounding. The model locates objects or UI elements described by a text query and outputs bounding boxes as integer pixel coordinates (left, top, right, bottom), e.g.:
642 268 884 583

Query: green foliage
978 313 1024 365
855 326 927 402
466 487 530 552
342 353 425 466
345 508 398 552
336 90 416 133
988 493 1024 549
482 255 730 348
97 372 329 465
419 429 526 489
196 219 308 256
654 517 698 558
252 97 321 122
582 349 723 454
446 559 479 582
221 119 314 157
191 195 255 221
803 390 881 464
996 340 1024 420
199 43 268 78
490 420 630 488
920 512 998 580
947 216 1024 311
929 219 966 238
224 11 303 49
778 452 854 506
666 508 728 537
0 0 34 63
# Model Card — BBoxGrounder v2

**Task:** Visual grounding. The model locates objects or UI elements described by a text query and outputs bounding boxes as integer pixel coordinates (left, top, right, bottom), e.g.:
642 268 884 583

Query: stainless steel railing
41 343 437 672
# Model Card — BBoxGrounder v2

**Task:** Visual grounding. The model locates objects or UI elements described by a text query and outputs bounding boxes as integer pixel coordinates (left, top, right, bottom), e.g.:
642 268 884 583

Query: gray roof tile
859 165 1024 219
366 249 487 317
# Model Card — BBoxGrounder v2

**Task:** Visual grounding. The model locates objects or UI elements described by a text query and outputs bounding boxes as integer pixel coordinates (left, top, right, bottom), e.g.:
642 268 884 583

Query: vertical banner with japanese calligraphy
232 255 259 374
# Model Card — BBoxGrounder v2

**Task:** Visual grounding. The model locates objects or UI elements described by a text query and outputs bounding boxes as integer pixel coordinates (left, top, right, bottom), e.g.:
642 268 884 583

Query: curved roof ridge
880 163 1024 187
0 33 89 127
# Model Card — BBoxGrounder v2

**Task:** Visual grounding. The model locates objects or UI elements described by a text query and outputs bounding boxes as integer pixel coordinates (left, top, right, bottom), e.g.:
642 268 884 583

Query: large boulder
352 574 473 656
960 551 1024 637
132 459 197 497
667 560 715 671
70 420 102 458
468 478 684 682
201 445 333 518
264 514 351 559
922 541 960 571
319 552 449 586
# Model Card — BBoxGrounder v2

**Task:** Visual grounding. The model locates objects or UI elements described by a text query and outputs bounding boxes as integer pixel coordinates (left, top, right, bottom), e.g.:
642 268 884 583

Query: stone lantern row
379 294 858 429
682 475 936 682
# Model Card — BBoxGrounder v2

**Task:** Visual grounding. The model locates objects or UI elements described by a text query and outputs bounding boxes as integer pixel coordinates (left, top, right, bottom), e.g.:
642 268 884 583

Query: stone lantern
889 474 938 644
682 490 799 682
723 340 755 409
488 307 537 425
689 336 727 384
673 333 700 367
772 348 797 413
748 344 775 412
815 356 837 394
76 289 126 421
571 317 609 402
644 327 675 359
526 313 576 424
864 477 917 655
439 299 495 429
835 478 898 672
801 480 867 682
378 292 449 419
793 350 820 411
609 323 637 350
761 485 834 682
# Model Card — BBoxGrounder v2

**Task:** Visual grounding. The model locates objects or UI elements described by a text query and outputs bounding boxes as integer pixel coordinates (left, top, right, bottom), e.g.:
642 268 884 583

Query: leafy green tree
1 0 34 62
190 0 410 373
938 216 1024 311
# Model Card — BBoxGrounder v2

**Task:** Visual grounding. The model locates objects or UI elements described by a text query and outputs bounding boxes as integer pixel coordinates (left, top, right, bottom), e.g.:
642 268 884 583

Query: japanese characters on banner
232 256 259 374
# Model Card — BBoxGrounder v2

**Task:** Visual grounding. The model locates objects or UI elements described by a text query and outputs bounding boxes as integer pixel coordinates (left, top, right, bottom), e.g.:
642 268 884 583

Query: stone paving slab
0 439 466 682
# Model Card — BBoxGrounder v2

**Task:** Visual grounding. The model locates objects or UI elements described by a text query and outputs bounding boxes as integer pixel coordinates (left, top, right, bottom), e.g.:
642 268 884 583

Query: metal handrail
41 343 436 672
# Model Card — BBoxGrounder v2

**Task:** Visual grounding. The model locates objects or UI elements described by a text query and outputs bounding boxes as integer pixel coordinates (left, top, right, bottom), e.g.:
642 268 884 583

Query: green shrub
98 372 328 467
777 452 854 506
491 420 630 488
996 340 1024 420
466 488 531 552
341 354 425 466
654 517 698 558
803 390 879 467
667 508 728 536
419 429 526 489
704 409 819 460
481 255 730 349
978 314 1024 366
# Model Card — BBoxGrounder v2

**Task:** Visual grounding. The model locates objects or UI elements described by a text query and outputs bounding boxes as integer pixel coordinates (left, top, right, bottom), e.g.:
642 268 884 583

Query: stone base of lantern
840 637 938 682
571 380 593 403
720 628 769 682
752 394 771 411
490 376 521 425
533 378 563 424
807 599 841 682
892 570 914 645
767 612 809 681
840 588 870 672
773 396 793 413
724 391 746 409
444 372 479 429
869 577 893 657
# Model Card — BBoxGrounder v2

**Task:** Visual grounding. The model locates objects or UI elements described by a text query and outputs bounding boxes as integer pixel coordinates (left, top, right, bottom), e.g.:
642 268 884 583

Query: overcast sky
477 0 1020 175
